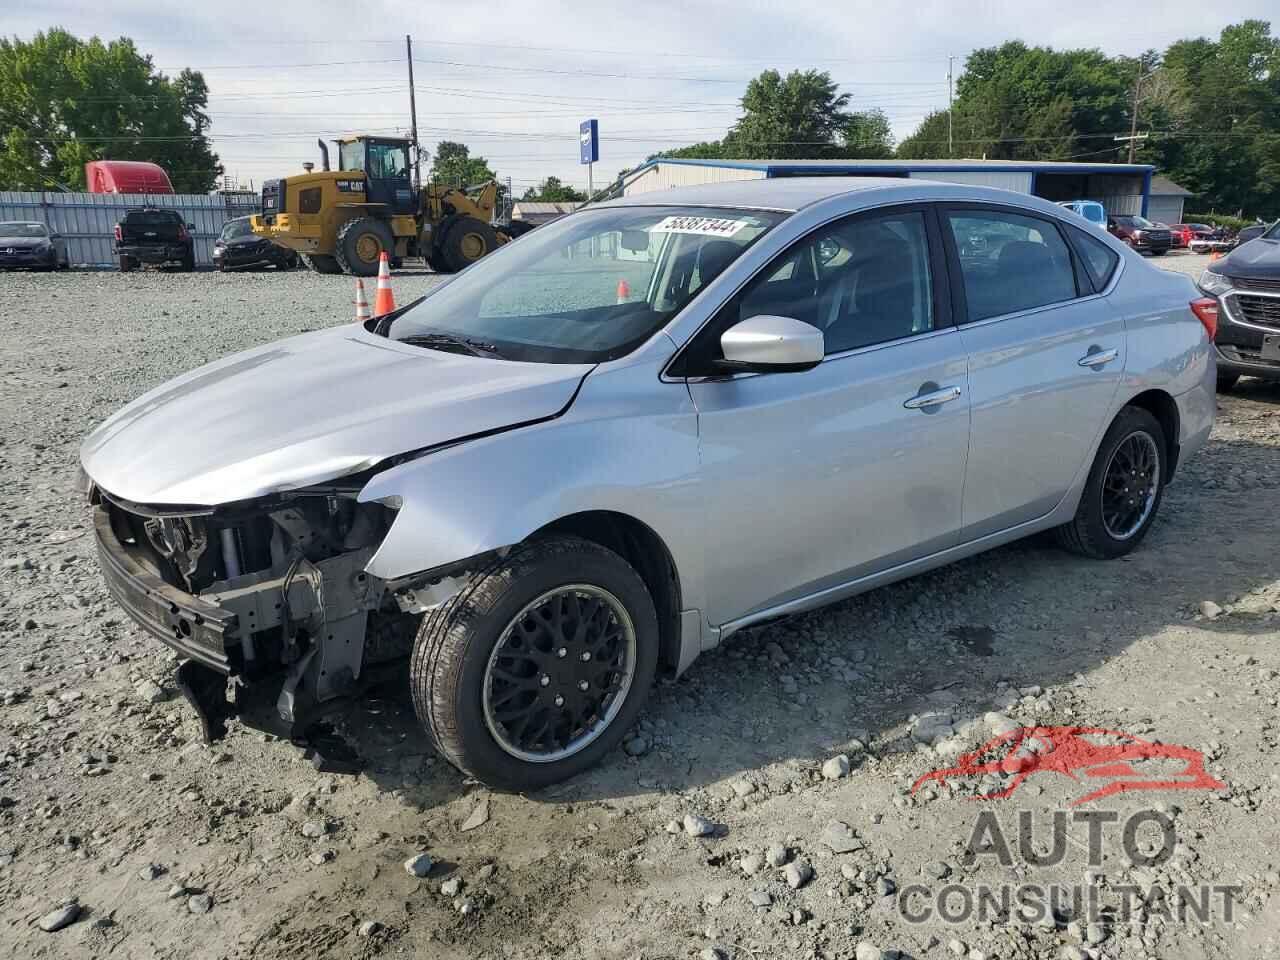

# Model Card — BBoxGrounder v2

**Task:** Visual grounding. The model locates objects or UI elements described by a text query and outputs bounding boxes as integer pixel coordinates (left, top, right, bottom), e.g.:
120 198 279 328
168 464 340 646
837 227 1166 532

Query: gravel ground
1 261 1279 960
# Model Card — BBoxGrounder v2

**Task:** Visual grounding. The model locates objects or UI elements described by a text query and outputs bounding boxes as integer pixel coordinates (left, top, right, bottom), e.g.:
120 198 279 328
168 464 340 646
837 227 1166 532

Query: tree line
4 21 1277 217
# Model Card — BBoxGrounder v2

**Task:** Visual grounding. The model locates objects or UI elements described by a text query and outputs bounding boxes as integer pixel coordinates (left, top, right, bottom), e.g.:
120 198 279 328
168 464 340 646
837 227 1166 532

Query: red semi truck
85 160 175 195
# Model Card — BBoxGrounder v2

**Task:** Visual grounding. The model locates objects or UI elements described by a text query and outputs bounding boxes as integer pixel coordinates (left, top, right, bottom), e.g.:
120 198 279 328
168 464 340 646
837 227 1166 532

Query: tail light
113 224 122 241
1190 297 1218 341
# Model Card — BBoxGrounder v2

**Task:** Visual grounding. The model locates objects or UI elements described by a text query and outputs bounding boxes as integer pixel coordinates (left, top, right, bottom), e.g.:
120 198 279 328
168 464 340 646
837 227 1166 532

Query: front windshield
1 222 48 238
220 219 253 240
1120 216 1155 229
386 205 786 363
1262 220 1280 240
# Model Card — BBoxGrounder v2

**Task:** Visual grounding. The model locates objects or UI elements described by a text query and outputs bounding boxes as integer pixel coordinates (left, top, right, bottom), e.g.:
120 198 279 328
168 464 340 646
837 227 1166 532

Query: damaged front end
91 481 465 743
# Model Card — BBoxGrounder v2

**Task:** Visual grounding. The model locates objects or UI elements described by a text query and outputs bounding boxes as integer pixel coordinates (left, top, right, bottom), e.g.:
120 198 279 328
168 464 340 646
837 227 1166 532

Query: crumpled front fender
355 359 707 613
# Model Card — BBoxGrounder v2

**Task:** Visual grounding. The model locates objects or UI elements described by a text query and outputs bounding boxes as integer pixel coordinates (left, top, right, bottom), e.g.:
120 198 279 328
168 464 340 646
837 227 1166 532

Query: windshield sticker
650 215 749 238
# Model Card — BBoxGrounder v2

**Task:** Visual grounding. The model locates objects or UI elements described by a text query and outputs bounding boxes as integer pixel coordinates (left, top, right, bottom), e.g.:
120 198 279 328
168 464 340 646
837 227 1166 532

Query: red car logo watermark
912 725 1225 806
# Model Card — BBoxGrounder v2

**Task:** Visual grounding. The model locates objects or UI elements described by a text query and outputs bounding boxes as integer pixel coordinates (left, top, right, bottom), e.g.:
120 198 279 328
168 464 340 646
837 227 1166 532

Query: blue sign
579 119 599 165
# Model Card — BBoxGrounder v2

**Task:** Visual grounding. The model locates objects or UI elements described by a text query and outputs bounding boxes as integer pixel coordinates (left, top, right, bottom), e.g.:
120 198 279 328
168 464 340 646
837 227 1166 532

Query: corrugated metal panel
624 162 764 196
1146 196 1185 225
0 191 258 267
1096 194 1143 216
906 170 1034 193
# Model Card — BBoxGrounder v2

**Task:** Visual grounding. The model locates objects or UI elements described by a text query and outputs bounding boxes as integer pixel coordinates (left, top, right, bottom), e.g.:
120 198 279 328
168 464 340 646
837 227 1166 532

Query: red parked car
1168 224 1193 248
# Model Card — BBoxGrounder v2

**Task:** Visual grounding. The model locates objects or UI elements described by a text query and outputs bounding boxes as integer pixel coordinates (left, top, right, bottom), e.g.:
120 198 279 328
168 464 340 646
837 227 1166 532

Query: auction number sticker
650 215 748 237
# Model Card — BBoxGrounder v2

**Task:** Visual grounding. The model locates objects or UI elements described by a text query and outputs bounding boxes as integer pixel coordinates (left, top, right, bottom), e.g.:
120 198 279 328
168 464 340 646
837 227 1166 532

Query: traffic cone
1209 250 1222 262
353 278 371 323
616 278 631 304
373 252 396 317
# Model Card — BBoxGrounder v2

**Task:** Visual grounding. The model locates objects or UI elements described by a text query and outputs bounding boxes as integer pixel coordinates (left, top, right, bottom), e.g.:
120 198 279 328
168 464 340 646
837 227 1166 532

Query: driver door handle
1078 347 1119 368
903 385 962 410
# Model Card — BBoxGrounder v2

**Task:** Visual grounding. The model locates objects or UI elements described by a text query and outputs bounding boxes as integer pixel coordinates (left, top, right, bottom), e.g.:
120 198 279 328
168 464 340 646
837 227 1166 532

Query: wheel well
532 512 683 674
1124 389 1180 479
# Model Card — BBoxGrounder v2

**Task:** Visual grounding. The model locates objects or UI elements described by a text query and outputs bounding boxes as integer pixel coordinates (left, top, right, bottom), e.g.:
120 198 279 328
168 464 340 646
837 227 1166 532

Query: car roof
599 176 920 213
597 177 1102 222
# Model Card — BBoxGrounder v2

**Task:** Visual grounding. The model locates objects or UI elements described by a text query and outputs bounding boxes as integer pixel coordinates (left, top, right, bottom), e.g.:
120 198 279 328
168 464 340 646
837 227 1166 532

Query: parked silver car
80 178 1217 788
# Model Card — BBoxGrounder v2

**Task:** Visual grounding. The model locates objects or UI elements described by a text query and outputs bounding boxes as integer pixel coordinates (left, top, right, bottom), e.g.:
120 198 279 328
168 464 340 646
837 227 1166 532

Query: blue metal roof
635 157 1155 177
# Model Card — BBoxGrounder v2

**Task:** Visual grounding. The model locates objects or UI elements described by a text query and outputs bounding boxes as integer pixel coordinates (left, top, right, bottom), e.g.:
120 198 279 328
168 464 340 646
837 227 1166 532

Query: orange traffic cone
1209 249 1222 261
616 278 631 304
373 252 396 317
353 278 371 323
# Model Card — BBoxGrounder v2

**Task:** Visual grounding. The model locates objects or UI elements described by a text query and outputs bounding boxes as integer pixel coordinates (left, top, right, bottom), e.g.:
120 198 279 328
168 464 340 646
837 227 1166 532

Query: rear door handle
1078 347 1119 368
903 385 962 410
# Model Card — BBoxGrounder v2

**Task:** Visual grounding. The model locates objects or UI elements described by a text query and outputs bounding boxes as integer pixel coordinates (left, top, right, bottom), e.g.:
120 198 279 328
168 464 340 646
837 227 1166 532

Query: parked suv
81 179 1215 789
1199 219 1280 388
115 207 195 271
212 216 298 271
1107 215 1172 255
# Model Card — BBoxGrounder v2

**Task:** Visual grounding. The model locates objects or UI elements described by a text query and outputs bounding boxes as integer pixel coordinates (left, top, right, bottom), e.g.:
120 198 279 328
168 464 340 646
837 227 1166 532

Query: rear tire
410 536 658 790
1216 373 1240 392
1055 406 1166 560
441 217 498 272
334 217 395 277
300 253 342 274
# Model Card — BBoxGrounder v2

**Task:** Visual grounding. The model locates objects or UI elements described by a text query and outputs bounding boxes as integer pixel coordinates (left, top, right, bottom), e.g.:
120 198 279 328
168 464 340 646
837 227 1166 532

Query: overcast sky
8 1 1276 192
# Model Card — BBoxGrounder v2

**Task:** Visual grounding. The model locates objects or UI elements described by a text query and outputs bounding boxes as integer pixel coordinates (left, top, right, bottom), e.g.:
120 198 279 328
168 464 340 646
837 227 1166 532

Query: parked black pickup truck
115 208 196 271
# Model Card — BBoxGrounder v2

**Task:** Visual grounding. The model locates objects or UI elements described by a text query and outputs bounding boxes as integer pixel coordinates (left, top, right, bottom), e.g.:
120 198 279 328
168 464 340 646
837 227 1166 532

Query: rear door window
1068 226 1121 291
946 210 1080 322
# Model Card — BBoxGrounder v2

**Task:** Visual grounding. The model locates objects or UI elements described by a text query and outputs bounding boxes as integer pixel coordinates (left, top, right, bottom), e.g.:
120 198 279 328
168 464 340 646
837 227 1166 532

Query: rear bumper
93 508 237 674
116 243 190 263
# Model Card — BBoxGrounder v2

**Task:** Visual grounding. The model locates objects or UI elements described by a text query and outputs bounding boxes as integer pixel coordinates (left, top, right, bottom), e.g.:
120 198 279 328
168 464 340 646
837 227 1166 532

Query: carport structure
621 158 1155 217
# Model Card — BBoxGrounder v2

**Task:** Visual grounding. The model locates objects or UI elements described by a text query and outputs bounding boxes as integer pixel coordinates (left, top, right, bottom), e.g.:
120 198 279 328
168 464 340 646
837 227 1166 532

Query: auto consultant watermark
896 726 1238 927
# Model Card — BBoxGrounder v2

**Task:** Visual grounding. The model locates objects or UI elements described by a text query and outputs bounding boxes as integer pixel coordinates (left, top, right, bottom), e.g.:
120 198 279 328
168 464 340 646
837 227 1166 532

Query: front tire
1056 406 1166 559
300 253 342 274
410 537 658 790
441 217 499 272
334 217 395 276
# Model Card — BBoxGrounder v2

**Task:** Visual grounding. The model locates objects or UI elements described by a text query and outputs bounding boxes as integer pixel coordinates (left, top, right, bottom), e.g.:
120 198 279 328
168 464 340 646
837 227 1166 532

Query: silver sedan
80 178 1217 788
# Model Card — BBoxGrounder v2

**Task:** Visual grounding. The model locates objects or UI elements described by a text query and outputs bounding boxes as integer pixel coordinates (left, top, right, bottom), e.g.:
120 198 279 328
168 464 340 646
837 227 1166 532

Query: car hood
1218 238 1280 280
81 326 592 505
0 237 49 249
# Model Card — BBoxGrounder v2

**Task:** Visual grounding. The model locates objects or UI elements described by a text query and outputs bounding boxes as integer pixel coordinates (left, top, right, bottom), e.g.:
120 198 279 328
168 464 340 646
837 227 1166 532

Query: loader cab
337 136 415 216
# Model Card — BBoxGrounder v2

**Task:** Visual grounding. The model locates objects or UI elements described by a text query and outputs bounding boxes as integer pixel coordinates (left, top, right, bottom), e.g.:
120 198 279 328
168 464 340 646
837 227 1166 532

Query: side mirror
718 315 823 373
187 222 196 231
49 232 61 239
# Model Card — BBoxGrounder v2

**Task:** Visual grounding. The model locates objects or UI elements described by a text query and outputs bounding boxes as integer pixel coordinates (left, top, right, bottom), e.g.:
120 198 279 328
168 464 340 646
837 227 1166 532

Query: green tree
521 176 586 202
0 28 220 192
428 140 497 188
657 69 893 161
897 41 1129 160
1148 21 1280 217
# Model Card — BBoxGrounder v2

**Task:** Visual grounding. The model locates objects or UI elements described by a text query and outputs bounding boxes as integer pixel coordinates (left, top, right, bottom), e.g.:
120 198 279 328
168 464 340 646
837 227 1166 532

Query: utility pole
1127 61 1142 163
406 34 420 189
947 55 955 158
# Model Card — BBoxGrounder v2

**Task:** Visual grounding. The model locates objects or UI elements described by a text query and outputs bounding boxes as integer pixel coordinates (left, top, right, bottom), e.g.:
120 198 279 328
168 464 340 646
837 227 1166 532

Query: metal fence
0 191 260 267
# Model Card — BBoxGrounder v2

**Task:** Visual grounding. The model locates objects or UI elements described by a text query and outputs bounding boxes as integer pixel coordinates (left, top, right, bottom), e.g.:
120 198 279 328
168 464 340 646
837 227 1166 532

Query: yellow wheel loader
250 136 532 276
